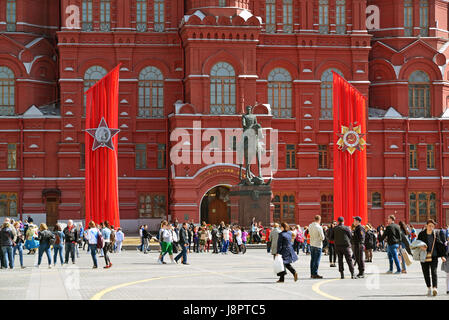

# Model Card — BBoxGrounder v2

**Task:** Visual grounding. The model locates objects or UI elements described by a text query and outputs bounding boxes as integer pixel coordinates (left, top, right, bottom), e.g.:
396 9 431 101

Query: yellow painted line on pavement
91 272 205 300
91 270 258 300
311 279 343 300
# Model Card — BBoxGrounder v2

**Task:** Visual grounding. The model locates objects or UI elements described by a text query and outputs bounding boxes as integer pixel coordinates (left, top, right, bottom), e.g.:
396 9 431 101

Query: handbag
273 255 285 274
424 232 436 263
400 248 412 266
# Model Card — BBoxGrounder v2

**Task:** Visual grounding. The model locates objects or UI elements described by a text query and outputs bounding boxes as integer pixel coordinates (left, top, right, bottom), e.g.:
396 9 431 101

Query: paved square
0 248 448 300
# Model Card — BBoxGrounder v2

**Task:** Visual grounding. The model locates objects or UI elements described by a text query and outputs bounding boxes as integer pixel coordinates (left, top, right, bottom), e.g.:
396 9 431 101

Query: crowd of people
0 217 125 269
265 214 448 296
1 214 448 297
137 220 250 265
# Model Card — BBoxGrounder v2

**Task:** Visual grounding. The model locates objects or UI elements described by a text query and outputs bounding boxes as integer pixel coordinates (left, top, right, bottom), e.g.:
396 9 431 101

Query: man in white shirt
308 215 325 279
221 226 230 254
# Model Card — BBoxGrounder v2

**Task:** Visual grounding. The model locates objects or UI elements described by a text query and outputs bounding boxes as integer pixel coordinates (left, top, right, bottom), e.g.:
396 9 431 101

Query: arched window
319 0 329 34
0 66 15 116
84 66 107 115
138 66 164 118
320 68 343 119
154 0 164 32
136 0 147 32
6 0 16 32
100 0 111 31
336 0 346 34
210 62 236 115
409 70 431 118
268 68 292 118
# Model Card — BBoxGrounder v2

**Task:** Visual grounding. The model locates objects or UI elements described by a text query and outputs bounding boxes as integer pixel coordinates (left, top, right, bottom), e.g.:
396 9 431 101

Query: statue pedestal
229 184 273 227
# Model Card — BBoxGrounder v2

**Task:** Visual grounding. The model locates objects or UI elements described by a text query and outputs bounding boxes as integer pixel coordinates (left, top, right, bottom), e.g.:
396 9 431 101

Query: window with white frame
266 0 276 33
320 68 343 119
420 0 429 36
319 0 329 34
404 0 413 36
100 0 111 31
268 68 292 118
138 66 164 118
0 66 14 116
283 0 293 33
154 0 164 32
210 62 236 115
408 70 431 118
136 0 147 32
336 0 346 34
82 0 93 31
6 0 16 32
84 66 107 115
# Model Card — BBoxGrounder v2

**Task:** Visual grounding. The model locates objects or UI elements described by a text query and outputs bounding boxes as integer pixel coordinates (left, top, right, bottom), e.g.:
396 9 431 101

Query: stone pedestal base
229 184 273 227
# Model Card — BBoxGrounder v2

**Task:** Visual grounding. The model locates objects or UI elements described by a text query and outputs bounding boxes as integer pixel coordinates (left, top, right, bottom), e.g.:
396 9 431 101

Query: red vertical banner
85 64 121 228
333 72 368 224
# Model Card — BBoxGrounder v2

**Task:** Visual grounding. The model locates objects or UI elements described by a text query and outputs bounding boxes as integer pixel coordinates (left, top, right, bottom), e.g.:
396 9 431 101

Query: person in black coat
330 216 355 279
174 223 189 265
417 219 447 296
275 222 298 283
352 216 365 278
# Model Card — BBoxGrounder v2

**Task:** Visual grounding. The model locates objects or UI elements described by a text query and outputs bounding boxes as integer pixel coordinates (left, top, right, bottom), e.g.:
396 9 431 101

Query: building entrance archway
200 185 231 225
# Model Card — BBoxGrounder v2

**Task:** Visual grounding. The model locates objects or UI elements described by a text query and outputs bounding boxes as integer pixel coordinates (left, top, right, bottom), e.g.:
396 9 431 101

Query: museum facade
0 0 448 232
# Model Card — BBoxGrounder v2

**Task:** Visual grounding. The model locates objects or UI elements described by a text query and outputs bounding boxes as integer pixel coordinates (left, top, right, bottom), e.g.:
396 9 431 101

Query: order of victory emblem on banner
336 123 366 155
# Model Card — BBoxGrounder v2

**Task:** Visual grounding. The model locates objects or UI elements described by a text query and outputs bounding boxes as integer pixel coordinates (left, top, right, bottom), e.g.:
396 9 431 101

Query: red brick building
0 0 447 232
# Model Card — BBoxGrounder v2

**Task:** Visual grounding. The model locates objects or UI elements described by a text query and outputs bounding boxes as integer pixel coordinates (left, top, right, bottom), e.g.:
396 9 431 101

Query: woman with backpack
87 221 100 268
37 223 54 268
364 224 375 263
53 223 64 267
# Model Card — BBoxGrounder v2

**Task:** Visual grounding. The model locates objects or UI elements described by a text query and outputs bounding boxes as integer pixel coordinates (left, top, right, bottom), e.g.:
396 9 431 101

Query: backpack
296 231 304 243
110 230 116 243
96 230 104 249
48 232 56 246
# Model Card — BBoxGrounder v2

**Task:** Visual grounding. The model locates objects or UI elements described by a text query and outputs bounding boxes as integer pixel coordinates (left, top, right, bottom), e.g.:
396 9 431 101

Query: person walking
265 225 272 253
142 225 151 254
417 219 447 296
352 216 366 278
308 215 325 279
211 225 219 254
0 220 15 269
379 215 402 274
12 222 25 269
53 224 65 267
221 225 230 254
86 221 100 268
330 217 355 279
158 222 175 264
327 222 337 267
115 228 124 253
364 224 375 263
37 223 55 268
102 221 112 268
175 222 189 265
269 223 281 259
398 221 412 274
275 222 299 283
63 220 79 265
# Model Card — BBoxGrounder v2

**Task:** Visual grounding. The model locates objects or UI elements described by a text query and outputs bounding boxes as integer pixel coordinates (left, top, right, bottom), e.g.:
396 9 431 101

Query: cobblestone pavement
0 248 448 300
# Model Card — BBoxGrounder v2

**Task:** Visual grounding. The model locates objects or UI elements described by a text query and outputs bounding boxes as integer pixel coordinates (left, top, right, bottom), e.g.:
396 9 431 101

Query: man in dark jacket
0 221 15 269
175 222 189 265
63 220 79 264
330 216 355 279
379 215 402 274
211 225 219 254
352 216 366 278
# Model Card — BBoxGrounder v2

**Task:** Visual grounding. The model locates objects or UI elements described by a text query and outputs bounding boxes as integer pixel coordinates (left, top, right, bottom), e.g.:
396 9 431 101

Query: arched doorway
200 185 231 225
